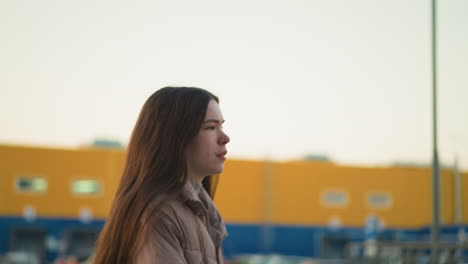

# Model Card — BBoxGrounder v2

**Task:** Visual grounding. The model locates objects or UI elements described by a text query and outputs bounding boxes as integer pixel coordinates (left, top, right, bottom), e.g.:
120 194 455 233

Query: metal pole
431 0 441 262
261 160 274 253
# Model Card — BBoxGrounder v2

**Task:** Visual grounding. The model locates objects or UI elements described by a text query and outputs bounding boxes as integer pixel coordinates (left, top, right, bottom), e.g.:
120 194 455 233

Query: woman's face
186 100 230 181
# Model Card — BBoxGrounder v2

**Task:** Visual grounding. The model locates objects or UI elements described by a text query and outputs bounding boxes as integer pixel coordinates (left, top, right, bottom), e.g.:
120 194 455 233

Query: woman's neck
190 176 204 193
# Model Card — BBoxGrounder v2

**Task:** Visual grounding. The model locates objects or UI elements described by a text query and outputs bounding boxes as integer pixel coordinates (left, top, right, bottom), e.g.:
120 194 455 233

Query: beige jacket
136 181 227 264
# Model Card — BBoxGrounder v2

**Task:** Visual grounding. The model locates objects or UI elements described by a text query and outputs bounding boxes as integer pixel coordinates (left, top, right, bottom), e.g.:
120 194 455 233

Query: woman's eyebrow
202 119 225 124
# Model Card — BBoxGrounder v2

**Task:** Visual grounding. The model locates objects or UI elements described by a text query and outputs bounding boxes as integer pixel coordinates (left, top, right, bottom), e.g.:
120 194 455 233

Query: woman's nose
219 131 230 145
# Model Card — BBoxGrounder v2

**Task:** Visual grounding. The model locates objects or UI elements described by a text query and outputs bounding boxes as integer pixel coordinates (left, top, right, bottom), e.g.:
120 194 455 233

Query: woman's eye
206 126 216 130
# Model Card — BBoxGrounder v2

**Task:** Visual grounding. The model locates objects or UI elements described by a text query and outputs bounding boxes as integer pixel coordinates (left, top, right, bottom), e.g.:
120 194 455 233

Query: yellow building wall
0 145 122 219
441 169 455 225
1 144 465 229
462 172 468 223
215 160 265 223
273 161 455 228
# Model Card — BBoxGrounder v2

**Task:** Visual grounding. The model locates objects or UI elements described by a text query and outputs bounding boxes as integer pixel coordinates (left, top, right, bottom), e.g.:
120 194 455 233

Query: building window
321 190 349 208
72 179 101 195
16 177 47 193
366 192 392 209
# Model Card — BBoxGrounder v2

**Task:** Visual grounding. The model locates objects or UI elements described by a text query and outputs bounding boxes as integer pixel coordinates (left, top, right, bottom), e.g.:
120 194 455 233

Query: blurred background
1 0 467 263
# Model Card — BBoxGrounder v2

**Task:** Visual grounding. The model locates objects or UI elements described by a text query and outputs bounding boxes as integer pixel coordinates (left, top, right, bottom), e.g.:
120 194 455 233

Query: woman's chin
210 165 224 175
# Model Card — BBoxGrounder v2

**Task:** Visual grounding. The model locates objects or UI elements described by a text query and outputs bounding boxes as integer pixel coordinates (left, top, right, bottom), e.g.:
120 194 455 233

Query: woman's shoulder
146 196 194 226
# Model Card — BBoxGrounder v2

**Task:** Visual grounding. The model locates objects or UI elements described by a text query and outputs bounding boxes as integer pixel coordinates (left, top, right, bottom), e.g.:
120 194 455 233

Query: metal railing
345 241 468 264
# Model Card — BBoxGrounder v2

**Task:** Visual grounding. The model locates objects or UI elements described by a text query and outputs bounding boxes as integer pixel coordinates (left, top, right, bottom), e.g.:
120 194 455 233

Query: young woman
93 87 230 264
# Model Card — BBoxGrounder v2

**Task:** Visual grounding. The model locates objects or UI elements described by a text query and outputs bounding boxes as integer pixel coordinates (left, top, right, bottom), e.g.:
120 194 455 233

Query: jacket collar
181 179 208 216
181 178 227 243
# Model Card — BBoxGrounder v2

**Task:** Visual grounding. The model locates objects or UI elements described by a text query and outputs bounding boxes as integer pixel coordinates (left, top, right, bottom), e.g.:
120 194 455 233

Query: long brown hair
93 87 218 263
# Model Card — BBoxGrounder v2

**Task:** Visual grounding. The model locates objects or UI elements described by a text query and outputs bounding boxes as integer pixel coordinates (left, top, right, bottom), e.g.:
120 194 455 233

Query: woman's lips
216 151 227 160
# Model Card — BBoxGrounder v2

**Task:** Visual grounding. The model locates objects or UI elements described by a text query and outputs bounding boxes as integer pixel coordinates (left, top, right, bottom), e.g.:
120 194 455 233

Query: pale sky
1 0 467 169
